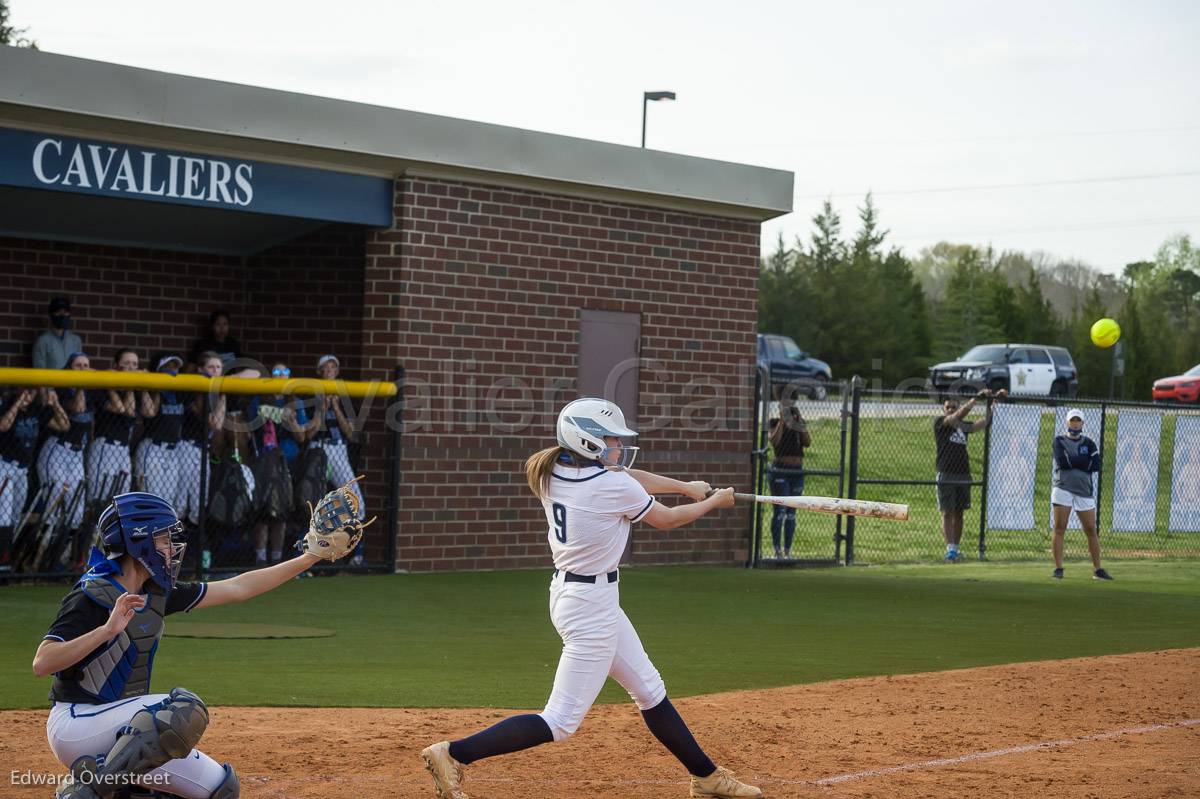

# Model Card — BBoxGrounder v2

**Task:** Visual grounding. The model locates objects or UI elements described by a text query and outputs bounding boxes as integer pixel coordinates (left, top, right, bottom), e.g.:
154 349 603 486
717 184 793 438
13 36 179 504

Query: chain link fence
1 381 398 581
748 374 1200 566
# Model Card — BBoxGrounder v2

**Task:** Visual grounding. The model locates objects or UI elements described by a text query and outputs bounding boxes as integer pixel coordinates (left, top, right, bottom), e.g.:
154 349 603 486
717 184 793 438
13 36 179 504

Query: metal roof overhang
0 48 794 255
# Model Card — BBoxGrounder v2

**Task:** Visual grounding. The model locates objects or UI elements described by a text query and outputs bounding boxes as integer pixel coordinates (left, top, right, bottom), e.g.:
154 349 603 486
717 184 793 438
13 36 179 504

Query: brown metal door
578 309 641 563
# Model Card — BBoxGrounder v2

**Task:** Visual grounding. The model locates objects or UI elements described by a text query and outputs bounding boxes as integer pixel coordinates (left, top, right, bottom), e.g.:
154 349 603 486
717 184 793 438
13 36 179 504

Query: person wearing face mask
33 297 84 370
1051 408 1112 581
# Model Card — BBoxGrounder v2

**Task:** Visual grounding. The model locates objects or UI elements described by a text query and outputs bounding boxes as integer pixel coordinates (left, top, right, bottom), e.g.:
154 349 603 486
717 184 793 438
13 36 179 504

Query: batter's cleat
1052 567 1064 579
944 550 959 563
1093 568 1114 581
421 741 469 799
690 766 764 798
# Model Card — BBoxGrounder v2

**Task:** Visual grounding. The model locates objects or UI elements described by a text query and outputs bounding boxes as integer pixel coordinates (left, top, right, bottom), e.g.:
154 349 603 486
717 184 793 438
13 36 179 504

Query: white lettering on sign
31 138 254 208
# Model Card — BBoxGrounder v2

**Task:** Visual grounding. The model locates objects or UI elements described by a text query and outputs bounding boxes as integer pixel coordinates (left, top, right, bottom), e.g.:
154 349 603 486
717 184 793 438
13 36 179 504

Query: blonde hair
525 446 568 500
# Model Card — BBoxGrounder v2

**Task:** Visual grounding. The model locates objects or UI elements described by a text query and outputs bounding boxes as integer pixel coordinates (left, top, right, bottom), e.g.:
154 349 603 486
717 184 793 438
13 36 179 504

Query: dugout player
136 355 187 502
0 387 68 566
310 354 366 565
1051 408 1112 580
87 349 140 505
37 353 97 564
421 398 763 799
932 387 1003 562
33 491 325 798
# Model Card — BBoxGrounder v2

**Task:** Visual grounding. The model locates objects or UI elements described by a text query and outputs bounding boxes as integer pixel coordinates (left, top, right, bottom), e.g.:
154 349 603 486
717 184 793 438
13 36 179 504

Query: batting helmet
556 398 640 469
96 492 186 590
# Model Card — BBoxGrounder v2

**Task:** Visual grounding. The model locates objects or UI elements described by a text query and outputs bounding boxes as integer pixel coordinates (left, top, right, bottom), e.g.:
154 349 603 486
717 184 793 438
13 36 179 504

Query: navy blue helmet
96 492 186 590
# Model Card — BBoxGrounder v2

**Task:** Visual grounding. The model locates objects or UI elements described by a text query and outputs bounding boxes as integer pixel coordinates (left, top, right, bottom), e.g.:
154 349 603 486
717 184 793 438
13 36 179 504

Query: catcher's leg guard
209 764 240 798
72 687 210 798
55 756 100 799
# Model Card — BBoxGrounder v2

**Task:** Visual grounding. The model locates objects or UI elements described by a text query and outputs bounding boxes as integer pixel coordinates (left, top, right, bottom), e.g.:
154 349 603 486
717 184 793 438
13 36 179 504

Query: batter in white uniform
421 398 762 799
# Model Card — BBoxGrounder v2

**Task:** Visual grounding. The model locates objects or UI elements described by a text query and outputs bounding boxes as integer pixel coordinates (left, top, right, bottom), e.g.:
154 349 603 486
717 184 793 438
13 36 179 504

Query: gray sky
15 0 1200 274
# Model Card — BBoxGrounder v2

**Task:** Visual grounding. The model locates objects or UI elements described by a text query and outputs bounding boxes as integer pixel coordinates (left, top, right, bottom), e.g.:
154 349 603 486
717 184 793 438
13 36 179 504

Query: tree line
759 197 1200 399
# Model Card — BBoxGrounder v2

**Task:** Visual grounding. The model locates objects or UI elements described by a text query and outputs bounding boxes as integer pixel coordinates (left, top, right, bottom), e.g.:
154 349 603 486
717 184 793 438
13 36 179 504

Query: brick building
0 48 793 572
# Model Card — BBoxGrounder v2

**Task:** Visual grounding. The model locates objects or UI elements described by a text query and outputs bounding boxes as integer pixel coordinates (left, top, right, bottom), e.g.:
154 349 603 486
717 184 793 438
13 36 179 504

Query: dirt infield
4 649 1197 798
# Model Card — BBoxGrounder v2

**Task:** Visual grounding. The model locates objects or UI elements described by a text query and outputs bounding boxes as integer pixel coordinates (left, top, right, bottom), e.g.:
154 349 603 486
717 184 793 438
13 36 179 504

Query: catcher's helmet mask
97 492 187 590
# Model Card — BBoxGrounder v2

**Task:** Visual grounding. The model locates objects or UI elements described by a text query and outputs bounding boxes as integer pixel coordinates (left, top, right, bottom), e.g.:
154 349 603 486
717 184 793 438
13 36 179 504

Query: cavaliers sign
1 127 393 226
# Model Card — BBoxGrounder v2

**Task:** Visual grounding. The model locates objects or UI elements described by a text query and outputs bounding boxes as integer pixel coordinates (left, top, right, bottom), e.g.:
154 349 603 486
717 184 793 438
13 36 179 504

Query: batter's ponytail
525 446 566 500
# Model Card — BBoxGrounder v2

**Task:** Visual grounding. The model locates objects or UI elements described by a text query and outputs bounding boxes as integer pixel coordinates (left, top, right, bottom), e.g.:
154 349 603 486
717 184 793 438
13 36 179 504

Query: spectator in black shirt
0 388 66 567
87 348 139 506
36 353 96 566
189 309 241 371
932 388 1004 562
767 404 812 559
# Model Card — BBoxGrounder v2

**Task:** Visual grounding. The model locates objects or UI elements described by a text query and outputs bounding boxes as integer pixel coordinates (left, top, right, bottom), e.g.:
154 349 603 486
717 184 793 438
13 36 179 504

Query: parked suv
929 344 1078 397
757 333 833 399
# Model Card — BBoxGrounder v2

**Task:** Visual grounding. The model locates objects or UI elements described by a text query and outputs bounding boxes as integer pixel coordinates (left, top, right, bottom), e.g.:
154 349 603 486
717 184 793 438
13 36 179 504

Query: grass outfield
3 562 1198 710
759 406 1196 563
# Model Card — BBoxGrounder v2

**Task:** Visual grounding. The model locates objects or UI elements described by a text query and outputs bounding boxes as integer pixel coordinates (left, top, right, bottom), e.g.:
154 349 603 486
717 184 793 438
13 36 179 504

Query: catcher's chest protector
55 578 167 703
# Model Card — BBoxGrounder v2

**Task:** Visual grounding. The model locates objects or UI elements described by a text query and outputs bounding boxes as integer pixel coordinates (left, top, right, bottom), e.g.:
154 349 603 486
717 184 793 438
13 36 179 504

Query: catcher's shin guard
65 688 210 798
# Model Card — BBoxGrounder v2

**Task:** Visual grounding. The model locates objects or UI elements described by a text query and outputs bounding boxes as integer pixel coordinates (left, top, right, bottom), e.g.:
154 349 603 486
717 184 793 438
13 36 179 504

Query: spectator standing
86 348 139 505
311 354 366 565
933 388 1003 562
766 404 811 559
0 388 67 568
1051 408 1112 580
190 309 242 371
33 297 83 370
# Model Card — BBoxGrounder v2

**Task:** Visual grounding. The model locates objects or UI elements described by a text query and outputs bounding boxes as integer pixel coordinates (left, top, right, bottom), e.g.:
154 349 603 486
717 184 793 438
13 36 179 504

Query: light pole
641 90 676 148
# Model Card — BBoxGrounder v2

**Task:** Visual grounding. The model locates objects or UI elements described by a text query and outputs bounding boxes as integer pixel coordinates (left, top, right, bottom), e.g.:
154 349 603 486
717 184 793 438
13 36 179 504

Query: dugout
0 47 793 572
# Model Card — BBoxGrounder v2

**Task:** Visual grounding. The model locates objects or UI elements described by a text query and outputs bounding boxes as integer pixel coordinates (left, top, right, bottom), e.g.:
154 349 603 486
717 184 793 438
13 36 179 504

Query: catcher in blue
32 482 369 799
421 398 762 799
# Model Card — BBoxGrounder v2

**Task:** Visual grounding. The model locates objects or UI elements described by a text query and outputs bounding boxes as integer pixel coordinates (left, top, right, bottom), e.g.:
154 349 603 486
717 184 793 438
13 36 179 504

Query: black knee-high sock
448 714 553 765
641 697 716 777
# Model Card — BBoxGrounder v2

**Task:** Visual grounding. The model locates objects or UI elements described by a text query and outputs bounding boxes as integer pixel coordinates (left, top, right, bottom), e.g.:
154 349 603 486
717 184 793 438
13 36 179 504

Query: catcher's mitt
299 476 376 561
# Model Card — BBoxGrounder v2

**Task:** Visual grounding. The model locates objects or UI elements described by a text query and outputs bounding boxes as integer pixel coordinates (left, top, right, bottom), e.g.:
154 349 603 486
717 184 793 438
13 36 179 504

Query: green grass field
3 562 1198 710
757 404 1199 564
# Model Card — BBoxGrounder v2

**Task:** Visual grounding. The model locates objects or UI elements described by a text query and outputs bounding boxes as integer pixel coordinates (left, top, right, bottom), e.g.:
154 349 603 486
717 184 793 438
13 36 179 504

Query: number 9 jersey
543 460 655 575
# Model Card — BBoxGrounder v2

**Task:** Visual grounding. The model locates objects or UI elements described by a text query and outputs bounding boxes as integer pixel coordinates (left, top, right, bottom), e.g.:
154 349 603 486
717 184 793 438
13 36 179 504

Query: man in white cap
1051 408 1112 580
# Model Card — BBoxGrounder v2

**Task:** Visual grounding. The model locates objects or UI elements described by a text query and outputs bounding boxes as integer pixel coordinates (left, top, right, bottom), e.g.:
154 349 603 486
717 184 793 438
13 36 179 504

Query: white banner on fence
1111 411 1162 532
1050 406 1102 530
1168 415 1200 532
986 404 1042 530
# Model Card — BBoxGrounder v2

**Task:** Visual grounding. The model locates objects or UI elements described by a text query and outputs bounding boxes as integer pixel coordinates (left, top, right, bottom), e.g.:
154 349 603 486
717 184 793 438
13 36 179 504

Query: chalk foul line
802 717 1200 786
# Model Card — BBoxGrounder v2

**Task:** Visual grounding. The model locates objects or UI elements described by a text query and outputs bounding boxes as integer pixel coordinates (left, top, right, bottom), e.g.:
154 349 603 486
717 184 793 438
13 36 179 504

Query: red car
1153 364 1200 403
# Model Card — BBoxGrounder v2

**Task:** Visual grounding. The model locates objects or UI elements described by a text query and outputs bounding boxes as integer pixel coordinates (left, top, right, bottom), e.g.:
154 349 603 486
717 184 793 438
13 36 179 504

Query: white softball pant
36 438 86 529
86 440 132 505
46 696 228 799
177 440 206 525
136 440 183 508
310 440 364 518
0 459 29 526
538 572 667 742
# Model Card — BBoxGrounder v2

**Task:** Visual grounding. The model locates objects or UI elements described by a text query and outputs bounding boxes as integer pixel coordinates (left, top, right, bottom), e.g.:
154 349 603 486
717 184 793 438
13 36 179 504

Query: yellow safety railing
0 368 398 398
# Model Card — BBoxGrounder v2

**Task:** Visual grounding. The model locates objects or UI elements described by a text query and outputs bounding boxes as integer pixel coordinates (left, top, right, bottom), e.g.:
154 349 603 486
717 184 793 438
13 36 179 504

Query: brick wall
0 226 366 374
365 178 761 572
0 179 762 573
